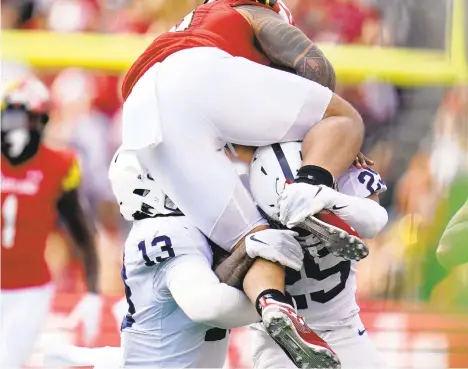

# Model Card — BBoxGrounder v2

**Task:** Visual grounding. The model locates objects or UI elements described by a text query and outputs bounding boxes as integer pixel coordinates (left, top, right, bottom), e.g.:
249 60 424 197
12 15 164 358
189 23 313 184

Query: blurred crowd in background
2 0 467 308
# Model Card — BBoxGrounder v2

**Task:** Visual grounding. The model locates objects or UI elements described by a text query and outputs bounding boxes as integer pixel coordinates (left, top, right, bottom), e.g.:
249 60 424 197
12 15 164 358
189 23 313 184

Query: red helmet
1 78 51 119
1 78 51 164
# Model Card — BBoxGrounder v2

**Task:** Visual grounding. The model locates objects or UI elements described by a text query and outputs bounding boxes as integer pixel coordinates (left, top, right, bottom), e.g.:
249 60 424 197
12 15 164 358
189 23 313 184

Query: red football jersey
1 145 81 290
122 0 282 100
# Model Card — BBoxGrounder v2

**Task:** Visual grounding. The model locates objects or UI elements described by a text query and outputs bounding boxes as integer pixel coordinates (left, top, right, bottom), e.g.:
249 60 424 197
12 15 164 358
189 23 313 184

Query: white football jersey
285 166 387 328
121 215 229 368
123 215 213 273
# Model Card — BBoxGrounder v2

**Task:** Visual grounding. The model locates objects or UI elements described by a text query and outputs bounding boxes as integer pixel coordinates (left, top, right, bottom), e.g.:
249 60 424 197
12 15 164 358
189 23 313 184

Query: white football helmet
108 147 179 221
249 141 302 223
250 142 372 261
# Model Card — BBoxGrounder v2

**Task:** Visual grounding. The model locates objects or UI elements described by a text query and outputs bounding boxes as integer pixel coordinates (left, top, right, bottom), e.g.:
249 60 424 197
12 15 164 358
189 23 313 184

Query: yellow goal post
2 0 467 87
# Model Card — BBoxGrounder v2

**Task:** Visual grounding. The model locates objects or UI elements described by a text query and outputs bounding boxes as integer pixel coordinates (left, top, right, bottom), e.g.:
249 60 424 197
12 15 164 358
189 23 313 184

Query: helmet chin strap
226 142 238 157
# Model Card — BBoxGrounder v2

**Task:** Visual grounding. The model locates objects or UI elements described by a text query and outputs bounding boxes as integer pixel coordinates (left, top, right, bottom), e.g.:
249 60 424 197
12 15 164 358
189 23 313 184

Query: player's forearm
201 284 260 328
238 5 336 91
57 190 99 293
180 281 260 328
331 193 388 238
168 255 259 328
214 241 255 290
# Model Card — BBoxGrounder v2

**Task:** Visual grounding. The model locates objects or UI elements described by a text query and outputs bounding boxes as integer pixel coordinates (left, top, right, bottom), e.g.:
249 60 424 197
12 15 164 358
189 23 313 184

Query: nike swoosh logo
250 235 268 245
314 186 323 198
358 329 366 336
332 204 349 210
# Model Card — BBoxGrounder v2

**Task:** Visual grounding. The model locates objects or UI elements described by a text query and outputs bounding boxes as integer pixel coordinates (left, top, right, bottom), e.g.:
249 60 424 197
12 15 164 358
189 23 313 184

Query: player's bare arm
57 190 99 293
437 200 468 270
213 226 304 290
236 5 336 91
213 194 384 290
214 241 256 290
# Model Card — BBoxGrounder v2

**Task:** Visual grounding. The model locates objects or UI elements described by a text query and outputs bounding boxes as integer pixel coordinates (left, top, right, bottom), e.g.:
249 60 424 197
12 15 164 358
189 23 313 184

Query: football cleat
294 210 369 261
259 297 341 369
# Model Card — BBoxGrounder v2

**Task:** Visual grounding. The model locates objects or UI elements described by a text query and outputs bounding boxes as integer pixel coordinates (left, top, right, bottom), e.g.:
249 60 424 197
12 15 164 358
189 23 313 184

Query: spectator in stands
289 0 400 198
1 0 40 29
392 86 468 305
289 0 382 45
47 0 101 33
45 68 121 293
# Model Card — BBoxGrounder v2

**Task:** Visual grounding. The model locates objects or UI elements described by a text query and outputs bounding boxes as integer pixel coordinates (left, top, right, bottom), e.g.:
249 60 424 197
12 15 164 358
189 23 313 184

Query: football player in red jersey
0 78 102 368
120 1 366 367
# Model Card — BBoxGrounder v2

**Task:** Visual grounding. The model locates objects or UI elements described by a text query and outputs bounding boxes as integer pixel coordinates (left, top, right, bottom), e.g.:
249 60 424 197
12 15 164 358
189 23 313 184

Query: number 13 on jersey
138 235 175 266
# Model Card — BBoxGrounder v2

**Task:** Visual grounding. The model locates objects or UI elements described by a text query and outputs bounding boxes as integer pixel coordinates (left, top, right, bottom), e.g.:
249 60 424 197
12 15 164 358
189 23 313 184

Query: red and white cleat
295 210 369 261
260 297 341 369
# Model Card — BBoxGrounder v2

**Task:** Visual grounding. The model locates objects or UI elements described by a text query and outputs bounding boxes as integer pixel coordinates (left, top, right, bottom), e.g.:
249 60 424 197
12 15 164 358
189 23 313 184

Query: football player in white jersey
44 142 387 368
46 143 387 369
237 142 388 368
60 147 305 369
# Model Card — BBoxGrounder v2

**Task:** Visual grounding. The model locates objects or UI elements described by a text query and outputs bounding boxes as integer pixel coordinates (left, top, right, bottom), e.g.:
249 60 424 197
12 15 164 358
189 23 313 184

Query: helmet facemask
1 107 48 165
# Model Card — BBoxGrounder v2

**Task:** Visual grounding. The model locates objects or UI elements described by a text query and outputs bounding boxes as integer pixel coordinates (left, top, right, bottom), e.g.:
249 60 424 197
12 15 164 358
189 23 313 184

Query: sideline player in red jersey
120 1 366 367
0 78 102 368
